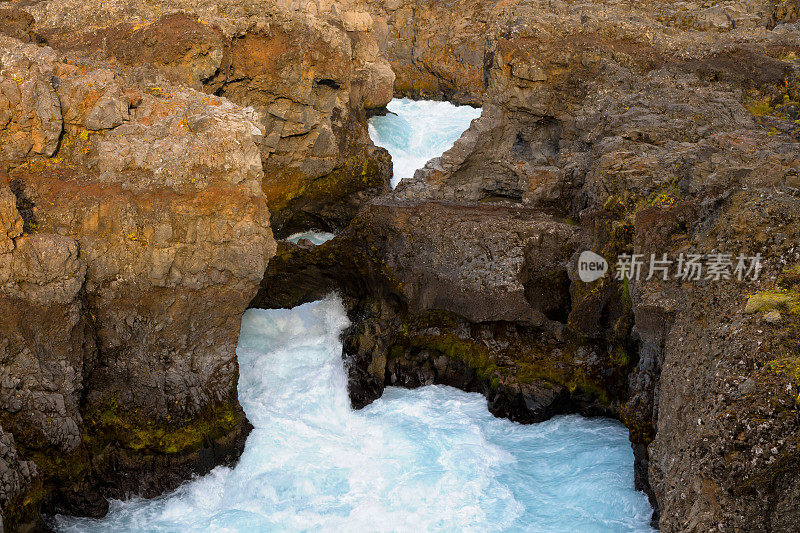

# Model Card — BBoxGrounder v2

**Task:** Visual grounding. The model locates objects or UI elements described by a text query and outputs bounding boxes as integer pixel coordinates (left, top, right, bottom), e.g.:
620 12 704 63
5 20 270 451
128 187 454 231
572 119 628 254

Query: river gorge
1 0 799 531
56 103 654 532
58 298 653 532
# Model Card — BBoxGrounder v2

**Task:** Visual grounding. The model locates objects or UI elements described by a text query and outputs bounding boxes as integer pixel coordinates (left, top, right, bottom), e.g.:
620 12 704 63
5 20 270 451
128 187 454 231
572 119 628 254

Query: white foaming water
286 231 336 245
368 98 482 188
57 297 654 533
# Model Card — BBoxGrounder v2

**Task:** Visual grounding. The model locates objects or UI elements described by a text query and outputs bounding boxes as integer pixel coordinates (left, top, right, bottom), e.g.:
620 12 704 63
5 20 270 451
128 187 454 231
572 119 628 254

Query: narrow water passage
368 98 482 188
58 298 654 533
286 231 336 245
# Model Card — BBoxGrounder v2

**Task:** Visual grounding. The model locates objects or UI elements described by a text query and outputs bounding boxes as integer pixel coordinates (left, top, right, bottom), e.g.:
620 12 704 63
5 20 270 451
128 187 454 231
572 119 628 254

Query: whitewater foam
286 231 336 245
368 98 481 188
57 297 653 533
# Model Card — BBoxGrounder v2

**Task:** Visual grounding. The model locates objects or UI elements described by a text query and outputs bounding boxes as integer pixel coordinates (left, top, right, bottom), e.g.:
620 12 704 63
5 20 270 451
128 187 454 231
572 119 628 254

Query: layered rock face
385 2 800 529
356 0 800 107
259 0 800 530
0 34 276 525
30 0 395 235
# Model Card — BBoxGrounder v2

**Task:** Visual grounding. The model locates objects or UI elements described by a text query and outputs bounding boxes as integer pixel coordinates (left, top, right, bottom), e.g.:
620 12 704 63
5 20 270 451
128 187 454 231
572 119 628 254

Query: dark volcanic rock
0 426 39 530
259 1 800 530
357 199 578 325
257 197 630 425
0 0 798 531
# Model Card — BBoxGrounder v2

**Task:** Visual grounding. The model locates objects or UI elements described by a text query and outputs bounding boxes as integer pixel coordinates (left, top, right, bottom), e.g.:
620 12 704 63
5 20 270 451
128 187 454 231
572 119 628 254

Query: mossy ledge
83 399 242 455
2 400 252 529
83 398 252 511
378 308 635 423
2 478 47 532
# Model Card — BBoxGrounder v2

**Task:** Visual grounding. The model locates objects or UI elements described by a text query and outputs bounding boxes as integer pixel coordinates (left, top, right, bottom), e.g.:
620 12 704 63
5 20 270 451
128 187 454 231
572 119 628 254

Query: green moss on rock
2 478 46 531
83 399 242 455
389 309 622 408
745 290 800 315
779 263 800 290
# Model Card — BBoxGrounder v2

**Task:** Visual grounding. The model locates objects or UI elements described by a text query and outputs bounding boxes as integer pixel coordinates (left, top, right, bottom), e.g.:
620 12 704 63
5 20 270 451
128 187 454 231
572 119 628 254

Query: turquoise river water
57 101 653 532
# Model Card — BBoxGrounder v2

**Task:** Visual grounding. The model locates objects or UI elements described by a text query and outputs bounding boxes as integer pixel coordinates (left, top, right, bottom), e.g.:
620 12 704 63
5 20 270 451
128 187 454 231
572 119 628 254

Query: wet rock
0 426 39 529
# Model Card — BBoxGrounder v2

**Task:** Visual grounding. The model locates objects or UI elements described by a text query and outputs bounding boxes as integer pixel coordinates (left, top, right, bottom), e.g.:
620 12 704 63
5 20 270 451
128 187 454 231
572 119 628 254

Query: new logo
577 251 609 282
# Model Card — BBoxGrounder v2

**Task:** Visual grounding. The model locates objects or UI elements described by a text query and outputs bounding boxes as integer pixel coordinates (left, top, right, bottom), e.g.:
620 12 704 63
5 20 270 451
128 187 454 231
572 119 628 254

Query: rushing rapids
368 98 482 188
57 298 653 532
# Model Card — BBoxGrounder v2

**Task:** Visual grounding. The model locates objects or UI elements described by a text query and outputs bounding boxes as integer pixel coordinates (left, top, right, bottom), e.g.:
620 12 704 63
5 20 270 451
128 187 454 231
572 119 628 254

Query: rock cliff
0 34 276 526
0 0 799 530
29 0 395 235
258 0 800 530
0 0 403 526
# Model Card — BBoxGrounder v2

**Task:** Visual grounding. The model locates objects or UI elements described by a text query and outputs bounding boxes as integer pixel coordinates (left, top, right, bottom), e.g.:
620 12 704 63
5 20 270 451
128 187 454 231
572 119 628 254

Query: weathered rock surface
0 35 276 526
381 2 800 529
631 193 800 531
0 426 37 528
29 0 395 235
0 0 798 530
357 199 578 325
258 1 800 530
359 0 490 105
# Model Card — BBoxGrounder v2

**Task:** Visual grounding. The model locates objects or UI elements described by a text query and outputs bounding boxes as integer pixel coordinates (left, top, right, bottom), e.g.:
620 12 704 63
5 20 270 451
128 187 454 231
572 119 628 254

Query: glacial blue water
368 98 482 188
57 298 654 533
286 231 336 245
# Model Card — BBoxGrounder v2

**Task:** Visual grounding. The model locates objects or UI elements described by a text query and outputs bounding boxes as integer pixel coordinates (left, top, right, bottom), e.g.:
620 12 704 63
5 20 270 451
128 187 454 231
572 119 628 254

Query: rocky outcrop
0 426 38 529
1 181 91 454
356 200 578 325
638 194 800 532
0 35 276 526
256 196 633 419
0 0 797 530
258 1 800 530
380 2 800 528
29 0 395 235
357 0 490 105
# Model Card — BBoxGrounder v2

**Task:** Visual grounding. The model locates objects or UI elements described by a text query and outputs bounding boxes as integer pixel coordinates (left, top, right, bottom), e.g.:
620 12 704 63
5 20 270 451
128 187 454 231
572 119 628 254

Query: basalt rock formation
1 0 800 530
258 0 800 531
0 34 275 527
30 0 395 236
0 0 404 527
